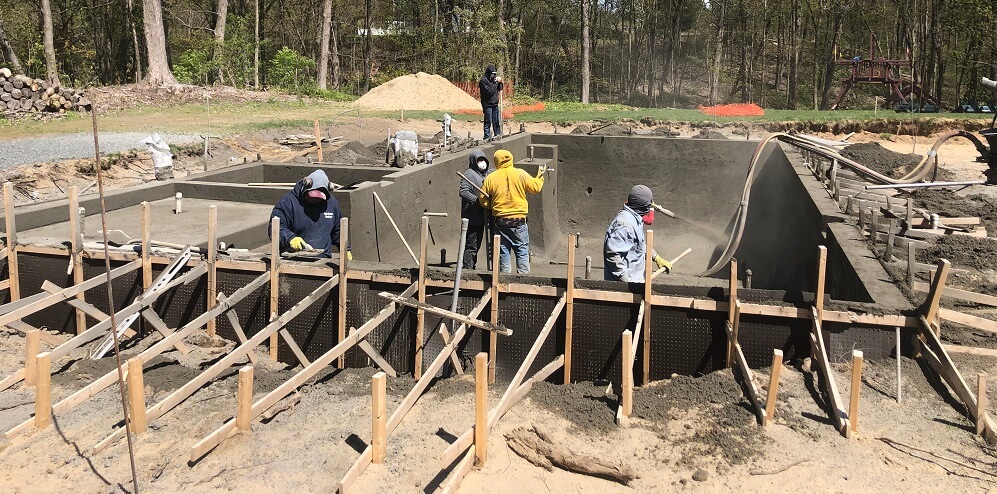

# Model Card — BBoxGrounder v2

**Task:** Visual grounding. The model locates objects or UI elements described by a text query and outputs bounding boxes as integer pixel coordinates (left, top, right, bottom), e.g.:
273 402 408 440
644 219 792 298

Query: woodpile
0 67 90 115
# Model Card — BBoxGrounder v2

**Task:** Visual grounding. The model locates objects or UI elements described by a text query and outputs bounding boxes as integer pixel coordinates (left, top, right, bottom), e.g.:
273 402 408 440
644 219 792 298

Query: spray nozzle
652 203 676 218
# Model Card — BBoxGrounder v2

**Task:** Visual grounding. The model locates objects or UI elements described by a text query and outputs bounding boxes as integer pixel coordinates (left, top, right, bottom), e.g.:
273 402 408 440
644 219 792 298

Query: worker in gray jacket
604 185 671 282
459 149 492 269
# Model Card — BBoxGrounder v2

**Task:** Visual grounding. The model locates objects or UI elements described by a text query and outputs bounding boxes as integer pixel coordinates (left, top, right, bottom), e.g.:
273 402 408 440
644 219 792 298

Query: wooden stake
4 182 20 301
978 373 988 437
815 245 828 360
642 230 653 385
726 257 738 367
621 330 632 417
314 120 323 162
338 217 349 369
906 197 913 226
886 218 895 260
730 300 742 366
907 242 916 286
564 234 576 384
237 365 254 433
68 186 86 335
849 350 863 434
34 351 51 428
896 327 902 404
475 352 488 465
141 201 152 290
127 357 147 434
924 259 950 330
415 216 428 379
871 208 879 241
372 371 387 463
24 329 39 387
489 234 500 385
207 205 218 336
763 349 783 426
270 217 280 361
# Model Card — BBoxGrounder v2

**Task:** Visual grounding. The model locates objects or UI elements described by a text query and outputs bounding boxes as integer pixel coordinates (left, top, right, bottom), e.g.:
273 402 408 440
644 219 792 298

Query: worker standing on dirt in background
480 149 546 274
479 64 503 140
604 185 671 282
269 170 351 260
460 149 493 269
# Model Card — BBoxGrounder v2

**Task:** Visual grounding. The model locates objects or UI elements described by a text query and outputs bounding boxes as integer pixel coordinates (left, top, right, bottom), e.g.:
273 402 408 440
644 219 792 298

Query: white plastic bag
141 133 174 180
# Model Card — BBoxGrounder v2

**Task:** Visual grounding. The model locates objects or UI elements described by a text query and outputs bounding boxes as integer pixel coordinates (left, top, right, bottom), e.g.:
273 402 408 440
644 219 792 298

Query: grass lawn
3 98 993 140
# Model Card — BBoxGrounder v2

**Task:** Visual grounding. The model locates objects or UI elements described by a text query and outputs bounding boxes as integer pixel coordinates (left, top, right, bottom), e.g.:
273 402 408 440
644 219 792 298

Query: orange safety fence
453 102 546 119
697 103 765 117
452 80 515 100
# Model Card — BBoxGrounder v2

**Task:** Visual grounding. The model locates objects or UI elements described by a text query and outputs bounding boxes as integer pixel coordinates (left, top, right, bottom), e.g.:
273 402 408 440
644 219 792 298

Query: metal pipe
864 180 988 190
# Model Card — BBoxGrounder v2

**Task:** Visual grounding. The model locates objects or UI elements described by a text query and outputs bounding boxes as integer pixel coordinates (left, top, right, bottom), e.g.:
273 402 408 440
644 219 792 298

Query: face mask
641 209 655 225
477 160 487 172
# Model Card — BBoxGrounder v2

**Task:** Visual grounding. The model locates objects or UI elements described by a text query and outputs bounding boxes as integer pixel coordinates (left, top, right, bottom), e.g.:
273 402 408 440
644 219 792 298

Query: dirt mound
353 72 480 111
589 124 631 136
329 140 382 164
908 189 997 234
529 381 617 434
918 235 997 271
692 129 726 139
839 142 923 179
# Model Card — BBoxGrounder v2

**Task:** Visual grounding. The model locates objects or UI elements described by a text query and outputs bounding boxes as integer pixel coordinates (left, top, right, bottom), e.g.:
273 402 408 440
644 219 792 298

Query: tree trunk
40 0 61 86
214 0 228 84
818 11 843 110
142 0 178 86
580 0 590 103
709 2 726 106
362 0 373 94
254 0 260 88
0 18 23 74
787 0 799 109
330 17 341 89
317 0 333 90
126 0 143 82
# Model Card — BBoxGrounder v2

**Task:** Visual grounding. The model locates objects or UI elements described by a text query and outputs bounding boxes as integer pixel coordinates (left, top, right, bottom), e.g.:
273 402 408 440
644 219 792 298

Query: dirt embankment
839 142 923 179
907 189 997 234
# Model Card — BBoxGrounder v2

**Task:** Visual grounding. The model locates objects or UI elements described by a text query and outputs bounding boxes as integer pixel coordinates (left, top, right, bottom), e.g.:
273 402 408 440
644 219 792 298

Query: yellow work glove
654 255 672 273
289 237 307 251
346 250 353 261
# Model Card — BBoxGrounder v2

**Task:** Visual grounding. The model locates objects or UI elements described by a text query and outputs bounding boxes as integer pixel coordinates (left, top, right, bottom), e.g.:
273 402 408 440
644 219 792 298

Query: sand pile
353 72 481 111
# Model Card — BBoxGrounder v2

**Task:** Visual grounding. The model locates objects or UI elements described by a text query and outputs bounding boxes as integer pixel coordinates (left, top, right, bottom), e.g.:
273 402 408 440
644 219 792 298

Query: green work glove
289 237 307 251
654 255 672 273
346 250 353 261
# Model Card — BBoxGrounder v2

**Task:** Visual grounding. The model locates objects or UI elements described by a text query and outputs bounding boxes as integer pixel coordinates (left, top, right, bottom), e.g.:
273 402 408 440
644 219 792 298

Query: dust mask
477 159 488 172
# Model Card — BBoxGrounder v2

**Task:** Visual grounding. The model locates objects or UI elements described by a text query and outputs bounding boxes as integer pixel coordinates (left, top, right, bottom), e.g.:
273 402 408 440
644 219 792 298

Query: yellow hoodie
479 149 544 218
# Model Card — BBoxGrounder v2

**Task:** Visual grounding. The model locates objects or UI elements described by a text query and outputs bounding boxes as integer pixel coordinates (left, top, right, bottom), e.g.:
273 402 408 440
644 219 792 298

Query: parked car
920 104 940 113
955 104 975 113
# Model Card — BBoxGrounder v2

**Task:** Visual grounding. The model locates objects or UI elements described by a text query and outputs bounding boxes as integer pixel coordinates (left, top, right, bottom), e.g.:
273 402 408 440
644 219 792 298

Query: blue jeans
496 221 529 274
483 106 501 139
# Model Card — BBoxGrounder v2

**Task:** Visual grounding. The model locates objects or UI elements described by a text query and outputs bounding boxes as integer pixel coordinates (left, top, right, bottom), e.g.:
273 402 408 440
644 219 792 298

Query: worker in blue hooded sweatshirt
459 149 492 269
269 170 351 260
604 185 671 282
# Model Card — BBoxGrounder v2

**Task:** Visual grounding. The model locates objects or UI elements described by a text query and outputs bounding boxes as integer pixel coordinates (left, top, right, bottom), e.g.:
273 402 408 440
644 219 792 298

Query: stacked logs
0 68 90 114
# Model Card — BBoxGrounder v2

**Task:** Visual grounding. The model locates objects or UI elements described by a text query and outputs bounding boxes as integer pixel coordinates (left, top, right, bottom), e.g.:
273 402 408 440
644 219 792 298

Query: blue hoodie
269 170 343 257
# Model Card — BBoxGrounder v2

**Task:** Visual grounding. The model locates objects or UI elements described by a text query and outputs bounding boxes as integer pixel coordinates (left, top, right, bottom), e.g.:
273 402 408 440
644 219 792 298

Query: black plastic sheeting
9 253 895 386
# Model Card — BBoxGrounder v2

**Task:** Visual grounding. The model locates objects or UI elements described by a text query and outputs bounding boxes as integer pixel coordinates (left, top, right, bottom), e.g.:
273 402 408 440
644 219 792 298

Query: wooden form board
564 233 576 384
377 292 512 335
338 217 349 369
4 271 269 441
67 186 86 335
642 230 653 386
415 217 427 379
440 296 567 468
94 273 338 453
726 314 766 424
917 317 997 443
338 290 488 493
809 308 851 437
192 283 419 464
4 182 20 301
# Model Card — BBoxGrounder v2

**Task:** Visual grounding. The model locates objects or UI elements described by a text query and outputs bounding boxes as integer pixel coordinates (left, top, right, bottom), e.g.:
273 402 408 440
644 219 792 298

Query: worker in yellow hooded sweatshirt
479 149 547 273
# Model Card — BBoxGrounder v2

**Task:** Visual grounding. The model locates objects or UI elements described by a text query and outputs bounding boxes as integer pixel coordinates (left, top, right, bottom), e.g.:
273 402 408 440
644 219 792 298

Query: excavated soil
529 381 617 434
839 142 923 179
328 140 384 165
907 189 997 235
692 129 727 139
917 235 997 271
353 72 480 111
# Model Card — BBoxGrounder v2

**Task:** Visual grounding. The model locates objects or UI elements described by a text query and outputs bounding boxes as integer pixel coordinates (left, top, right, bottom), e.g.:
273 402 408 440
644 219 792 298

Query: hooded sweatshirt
479 150 544 219
269 169 343 257
460 150 491 226
479 65 504 108
603 205 656 282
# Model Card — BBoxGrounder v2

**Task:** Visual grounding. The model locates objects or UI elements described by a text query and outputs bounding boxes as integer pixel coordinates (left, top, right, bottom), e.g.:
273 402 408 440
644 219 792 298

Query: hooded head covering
485 64 497 80
626 185 653 213
493 149 513 169
468 149 489 171
302 170 331 201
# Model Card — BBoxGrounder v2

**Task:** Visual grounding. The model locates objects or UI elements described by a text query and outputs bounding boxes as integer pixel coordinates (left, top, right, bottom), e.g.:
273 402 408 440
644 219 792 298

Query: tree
40 0 61 86
362 0 373 93
580 0 590 103
142 0 179 86
127 0 143 82
0 18 23 74
214 0 228 83
317 0 334 89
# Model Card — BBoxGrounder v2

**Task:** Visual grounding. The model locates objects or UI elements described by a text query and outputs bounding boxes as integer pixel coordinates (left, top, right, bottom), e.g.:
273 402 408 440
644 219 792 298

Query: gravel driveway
0 132 200 169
